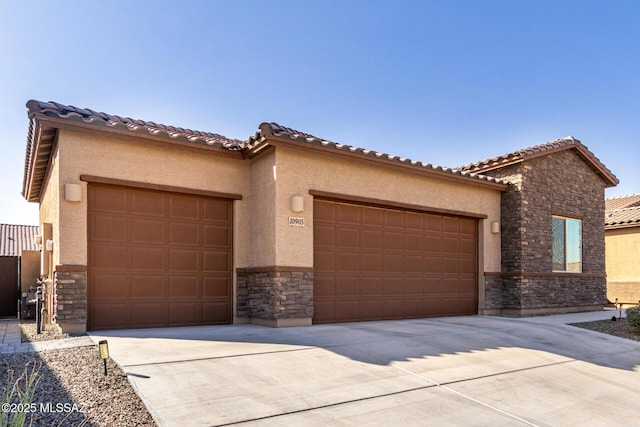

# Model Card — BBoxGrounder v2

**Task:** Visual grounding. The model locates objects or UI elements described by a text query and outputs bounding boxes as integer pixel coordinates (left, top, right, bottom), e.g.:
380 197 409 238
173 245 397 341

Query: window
552 216 582 272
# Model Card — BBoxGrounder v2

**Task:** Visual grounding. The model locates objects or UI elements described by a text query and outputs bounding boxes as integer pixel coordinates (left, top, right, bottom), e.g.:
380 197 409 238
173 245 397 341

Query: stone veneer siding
236 268 313 320
53 266 88 325
482 150 608 311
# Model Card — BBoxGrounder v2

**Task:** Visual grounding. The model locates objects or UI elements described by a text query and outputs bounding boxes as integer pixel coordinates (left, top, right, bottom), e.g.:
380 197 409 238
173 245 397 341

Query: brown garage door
313 199 477 323
88 183 233 330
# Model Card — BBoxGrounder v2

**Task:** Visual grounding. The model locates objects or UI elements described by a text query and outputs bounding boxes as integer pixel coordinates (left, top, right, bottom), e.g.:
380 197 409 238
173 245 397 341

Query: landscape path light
99 340 109 376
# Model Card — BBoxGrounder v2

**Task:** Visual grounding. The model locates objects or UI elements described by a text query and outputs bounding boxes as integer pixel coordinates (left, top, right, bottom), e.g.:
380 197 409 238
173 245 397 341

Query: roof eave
263 133 509 191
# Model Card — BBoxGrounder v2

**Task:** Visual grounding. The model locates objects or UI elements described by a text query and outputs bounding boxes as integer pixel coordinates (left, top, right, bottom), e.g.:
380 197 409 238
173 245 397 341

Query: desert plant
0 362 40 427
627 305 640 328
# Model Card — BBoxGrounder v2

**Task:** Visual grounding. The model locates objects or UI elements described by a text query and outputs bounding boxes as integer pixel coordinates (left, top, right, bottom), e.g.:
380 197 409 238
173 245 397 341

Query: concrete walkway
90 308 640 427
0 319 95 354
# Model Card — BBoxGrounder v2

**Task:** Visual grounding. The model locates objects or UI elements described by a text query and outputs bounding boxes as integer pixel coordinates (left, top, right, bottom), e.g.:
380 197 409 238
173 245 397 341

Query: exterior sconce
35 235 42 245
99 340 110 375
290 195 304 213
65 183 82 202
491 221 500 234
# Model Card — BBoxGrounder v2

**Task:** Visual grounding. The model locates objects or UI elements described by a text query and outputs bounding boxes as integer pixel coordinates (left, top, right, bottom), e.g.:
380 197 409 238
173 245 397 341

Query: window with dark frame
552 216 582 272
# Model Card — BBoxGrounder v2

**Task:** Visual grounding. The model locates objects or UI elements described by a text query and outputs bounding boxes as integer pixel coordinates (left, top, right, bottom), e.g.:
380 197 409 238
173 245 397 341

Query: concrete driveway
90 312 640 426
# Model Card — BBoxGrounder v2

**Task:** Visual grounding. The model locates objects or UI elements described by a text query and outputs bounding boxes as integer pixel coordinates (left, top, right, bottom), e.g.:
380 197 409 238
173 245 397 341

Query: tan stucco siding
606 227 640 302
55 129 251 267
247 149 277 266
39 144 61 270
273 147 502 271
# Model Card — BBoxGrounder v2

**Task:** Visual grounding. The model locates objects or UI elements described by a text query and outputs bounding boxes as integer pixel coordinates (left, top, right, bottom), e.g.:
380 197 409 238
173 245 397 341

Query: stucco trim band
484 271 606 279
80 175 243 200
236 266 314 273
309 189 489 219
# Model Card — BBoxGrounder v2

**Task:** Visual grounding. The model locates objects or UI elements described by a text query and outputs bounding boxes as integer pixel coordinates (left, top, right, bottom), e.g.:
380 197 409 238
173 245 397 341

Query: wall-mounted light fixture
35 235 42 245
64 183 82 202
290 195 304 213
491 221 500 234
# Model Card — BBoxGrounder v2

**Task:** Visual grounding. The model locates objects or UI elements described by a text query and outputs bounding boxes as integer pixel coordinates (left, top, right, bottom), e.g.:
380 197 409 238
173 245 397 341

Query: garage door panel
361 300 382 319
203 198 231 221
90 274 127 298
203 302 231 323
170 222 199 246
90 304 128 329
169 303 200 324
314 225 336 247
132 247 165 270
361 254 382 272
314 199 477 324
130 191 165 216
203 225 231 247
362 277 382 295
169 276 198 298
405 212 423 230
170 249 199 272
203 251 230 272
90 187 127 213
337 277 359 296
338 204 360 224
338 228 360 248
88 183 232 330
91 214 127 242
130 303 166 327
339 253 360 272
385 231 404 250
169 195 200 219
384 254 403 272
361 209 382 227
336 300 360 321
312 301 335 321
203 277 230 297
131 275 165 298
314 276 335 297
92 245 128 269
132 218 165 244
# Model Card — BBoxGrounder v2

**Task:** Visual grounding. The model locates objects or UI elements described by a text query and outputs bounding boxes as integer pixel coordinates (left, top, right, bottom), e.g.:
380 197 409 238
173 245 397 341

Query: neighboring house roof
248 122 508 188
605 194 640 229
0 224 39 257
458 137 619 188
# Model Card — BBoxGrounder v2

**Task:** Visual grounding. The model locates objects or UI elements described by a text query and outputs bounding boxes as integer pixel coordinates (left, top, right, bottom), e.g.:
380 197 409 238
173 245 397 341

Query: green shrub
627 306 640 328
1 362 40 427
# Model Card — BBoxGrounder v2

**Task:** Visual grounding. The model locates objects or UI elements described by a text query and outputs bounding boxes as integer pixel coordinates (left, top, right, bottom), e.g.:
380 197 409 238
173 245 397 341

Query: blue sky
1 0 638 225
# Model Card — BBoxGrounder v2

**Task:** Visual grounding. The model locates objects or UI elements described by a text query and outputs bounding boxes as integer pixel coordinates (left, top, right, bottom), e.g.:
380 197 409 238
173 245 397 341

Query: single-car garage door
313 199 477 323
88 183 233 330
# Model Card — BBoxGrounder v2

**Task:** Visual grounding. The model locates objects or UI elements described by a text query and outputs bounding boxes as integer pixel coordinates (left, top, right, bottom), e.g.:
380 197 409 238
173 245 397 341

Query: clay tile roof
458 136 618 187
249 122 508 188
605 194 640 229
0 224 39 257
26 100 245 149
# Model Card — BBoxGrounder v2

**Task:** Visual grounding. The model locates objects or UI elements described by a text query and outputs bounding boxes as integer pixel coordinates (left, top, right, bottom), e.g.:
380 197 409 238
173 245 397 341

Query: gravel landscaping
569 317 640 342
1 321 156 426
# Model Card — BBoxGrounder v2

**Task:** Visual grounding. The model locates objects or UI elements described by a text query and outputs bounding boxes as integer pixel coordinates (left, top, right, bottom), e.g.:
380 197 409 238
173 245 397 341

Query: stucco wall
247 149 277 267
273 147 502 271
39 145 61 272
54 129 251 267
20 250 41 294
606 227 640 303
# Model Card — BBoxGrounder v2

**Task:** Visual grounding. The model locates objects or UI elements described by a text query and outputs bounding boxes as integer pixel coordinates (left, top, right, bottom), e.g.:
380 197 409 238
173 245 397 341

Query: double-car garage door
87 183 233 330
313 199 478 323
